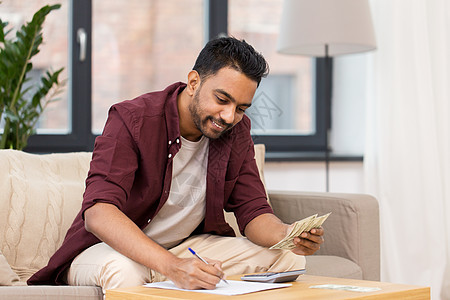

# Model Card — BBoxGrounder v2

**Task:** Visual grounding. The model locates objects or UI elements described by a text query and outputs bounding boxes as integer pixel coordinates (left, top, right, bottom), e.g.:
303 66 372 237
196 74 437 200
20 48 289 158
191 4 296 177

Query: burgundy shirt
28 82 272 285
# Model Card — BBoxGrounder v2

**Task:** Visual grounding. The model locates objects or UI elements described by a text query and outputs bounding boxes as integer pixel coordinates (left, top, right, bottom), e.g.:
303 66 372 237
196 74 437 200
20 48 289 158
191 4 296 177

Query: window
91 0 204 133
227 0 328 159
0 0 70 133
2 0 205 152
1 0 93 152
2 0 327 158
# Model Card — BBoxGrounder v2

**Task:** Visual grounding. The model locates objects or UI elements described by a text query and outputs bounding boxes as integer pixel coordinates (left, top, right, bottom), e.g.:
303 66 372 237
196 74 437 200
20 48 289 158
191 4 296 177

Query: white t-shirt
143 135 209 248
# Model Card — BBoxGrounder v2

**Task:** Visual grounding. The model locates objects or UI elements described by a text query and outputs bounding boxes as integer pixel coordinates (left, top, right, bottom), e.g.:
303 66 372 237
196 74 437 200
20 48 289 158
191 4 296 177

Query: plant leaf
0 4 63 149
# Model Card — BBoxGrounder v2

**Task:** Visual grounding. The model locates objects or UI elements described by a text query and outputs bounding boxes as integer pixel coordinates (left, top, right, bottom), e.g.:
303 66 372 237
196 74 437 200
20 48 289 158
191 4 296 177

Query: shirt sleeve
81 105 139 217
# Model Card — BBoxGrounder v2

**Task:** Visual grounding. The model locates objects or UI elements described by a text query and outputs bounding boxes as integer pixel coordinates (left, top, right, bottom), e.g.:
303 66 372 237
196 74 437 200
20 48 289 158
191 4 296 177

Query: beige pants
65 234 305 290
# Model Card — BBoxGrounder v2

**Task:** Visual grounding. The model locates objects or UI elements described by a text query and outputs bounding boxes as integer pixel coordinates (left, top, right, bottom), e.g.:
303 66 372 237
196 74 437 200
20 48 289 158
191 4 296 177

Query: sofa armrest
268 191 380 281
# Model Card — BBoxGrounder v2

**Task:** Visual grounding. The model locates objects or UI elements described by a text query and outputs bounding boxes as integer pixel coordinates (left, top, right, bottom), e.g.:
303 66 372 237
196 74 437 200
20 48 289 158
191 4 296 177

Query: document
270 213 331 250
144 280 291 296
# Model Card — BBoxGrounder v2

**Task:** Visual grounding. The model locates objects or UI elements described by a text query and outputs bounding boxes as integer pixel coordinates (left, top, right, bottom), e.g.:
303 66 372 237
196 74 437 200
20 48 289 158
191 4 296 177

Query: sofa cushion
305 255 363 279
0 150 92 282
253 144 269 202
269 191 380 280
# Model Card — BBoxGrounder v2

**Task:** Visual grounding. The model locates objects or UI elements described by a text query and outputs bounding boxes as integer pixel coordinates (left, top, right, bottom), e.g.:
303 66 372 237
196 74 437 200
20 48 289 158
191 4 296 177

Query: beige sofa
0 146 379 299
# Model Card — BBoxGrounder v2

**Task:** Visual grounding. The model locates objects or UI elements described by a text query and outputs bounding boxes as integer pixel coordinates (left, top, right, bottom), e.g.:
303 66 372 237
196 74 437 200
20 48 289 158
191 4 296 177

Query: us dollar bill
269 213 331 250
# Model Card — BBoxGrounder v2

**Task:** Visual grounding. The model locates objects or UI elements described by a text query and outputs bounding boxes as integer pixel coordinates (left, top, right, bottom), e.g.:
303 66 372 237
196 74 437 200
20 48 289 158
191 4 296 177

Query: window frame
23 0 328 159
253 59 329 160
25 0 95 153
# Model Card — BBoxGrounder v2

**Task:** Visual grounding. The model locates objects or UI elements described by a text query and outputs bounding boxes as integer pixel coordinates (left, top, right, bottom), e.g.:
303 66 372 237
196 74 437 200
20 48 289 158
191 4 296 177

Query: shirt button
147 218 151 223
176 138 180 144
168 154 172 158
168 140 172 145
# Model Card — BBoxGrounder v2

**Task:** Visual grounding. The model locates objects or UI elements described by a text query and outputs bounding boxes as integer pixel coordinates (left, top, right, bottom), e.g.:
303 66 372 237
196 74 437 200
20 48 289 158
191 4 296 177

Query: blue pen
188 248 229 284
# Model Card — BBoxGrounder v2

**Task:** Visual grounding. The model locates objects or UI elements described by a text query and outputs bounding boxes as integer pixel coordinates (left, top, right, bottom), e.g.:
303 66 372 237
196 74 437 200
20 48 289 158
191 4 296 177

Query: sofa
0 145 380 299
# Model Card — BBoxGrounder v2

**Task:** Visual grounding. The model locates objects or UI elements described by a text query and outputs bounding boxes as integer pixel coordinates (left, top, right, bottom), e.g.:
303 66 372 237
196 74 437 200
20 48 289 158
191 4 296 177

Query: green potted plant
0 4 65 150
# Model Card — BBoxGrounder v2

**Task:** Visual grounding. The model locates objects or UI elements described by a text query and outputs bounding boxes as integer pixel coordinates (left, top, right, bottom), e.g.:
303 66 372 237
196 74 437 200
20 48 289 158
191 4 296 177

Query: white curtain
364 0 450 299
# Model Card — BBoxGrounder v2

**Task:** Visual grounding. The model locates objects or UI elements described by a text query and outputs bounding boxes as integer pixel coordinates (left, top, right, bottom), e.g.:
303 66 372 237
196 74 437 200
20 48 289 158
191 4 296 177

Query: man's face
188 67 258 140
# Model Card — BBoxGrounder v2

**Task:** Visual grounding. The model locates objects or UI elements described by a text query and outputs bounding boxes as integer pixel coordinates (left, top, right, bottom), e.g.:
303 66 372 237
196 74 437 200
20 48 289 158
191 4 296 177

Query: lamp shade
277 0 376 57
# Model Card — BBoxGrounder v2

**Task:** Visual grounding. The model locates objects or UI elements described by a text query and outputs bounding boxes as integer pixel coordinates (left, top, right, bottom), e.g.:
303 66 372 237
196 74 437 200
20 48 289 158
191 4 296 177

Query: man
28 37 324 290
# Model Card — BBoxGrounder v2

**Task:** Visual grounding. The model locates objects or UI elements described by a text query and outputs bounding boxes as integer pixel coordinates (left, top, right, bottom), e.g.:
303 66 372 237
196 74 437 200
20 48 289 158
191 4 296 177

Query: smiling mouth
211 119 225 130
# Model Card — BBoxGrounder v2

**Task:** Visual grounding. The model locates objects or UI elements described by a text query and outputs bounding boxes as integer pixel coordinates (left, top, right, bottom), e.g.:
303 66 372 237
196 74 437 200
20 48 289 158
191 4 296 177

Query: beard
188 90 233 140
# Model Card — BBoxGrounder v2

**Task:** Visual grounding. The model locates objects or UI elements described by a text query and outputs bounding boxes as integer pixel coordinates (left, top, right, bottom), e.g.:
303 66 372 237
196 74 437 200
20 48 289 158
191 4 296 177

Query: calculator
240 269 306 283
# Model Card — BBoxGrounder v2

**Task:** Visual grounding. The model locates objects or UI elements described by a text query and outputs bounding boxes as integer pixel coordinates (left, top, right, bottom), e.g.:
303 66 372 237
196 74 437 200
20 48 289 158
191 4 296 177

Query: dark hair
193 36 269 86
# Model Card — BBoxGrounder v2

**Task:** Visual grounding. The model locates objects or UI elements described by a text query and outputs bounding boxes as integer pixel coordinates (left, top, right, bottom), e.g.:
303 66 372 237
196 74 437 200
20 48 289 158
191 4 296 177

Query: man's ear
186 70 201 96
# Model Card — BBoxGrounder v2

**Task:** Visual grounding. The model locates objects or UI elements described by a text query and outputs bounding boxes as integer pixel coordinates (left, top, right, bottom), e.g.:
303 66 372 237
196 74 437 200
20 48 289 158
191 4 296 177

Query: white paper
144 280 292 296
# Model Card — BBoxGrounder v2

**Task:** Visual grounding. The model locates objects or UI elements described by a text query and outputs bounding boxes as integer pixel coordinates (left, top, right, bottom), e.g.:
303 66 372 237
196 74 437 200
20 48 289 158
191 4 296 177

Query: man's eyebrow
215 89 252 107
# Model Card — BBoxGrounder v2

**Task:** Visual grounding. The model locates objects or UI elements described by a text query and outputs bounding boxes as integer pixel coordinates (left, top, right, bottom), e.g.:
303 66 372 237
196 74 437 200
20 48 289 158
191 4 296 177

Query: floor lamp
277 0 377 192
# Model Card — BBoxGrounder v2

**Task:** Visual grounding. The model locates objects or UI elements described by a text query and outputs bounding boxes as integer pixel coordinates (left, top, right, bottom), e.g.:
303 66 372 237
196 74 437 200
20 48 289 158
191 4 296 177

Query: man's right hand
165 256 224 290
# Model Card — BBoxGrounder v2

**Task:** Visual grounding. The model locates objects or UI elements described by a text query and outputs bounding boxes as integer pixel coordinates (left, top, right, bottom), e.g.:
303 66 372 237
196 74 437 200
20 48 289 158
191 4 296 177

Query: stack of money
310 284 381 292
269 213 331 250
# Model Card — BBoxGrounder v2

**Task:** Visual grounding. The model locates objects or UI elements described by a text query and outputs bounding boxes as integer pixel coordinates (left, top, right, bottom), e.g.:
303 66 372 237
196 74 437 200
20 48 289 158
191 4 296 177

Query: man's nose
220 105 235 125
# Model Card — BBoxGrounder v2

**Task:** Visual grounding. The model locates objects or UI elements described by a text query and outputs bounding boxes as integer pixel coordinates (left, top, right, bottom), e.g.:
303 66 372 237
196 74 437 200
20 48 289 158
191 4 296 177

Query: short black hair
193 36 269 86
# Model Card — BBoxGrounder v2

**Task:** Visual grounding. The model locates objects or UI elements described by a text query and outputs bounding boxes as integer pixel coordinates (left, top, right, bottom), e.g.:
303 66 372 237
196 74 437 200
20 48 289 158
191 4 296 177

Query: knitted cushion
0 150 92 282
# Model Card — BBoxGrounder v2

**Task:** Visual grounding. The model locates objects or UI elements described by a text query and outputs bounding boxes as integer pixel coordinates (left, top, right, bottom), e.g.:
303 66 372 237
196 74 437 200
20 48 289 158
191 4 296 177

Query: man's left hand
291 227 324 256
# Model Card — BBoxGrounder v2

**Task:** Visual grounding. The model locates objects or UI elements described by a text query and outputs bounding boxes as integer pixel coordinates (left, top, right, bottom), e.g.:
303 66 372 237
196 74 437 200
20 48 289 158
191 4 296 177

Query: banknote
269 213 331 250
310 284 381 292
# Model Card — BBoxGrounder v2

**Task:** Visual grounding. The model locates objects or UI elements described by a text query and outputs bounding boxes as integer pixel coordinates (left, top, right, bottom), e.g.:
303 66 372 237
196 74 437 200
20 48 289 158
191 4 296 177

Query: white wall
331 53 370 155
265 161 364 193
264 53 370 194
